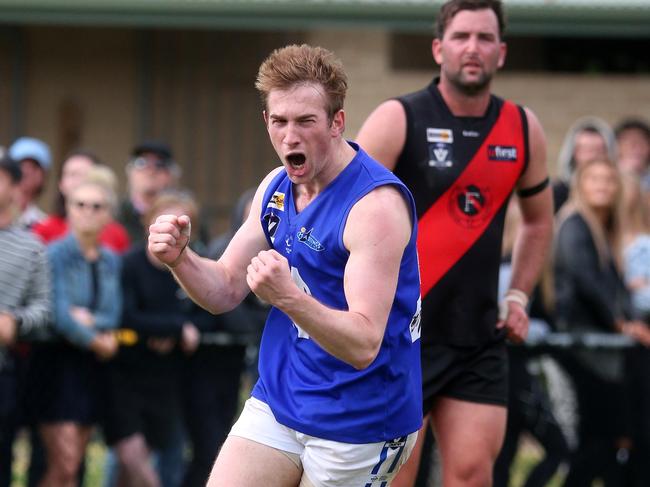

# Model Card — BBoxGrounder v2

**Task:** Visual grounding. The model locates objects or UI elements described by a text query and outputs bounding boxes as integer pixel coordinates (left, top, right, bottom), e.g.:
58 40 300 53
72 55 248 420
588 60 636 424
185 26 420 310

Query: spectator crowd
0 114 649 487
0 138 266 487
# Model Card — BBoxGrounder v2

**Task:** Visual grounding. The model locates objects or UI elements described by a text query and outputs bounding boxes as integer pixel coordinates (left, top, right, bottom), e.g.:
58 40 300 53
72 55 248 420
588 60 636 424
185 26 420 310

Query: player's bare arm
355 100 407 171
498 107 554 342
148 169 279 314
247 185 413 370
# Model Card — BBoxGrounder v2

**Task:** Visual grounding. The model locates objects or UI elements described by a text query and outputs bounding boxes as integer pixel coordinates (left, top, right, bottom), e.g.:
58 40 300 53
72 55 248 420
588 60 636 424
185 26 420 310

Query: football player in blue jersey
149 44 423 487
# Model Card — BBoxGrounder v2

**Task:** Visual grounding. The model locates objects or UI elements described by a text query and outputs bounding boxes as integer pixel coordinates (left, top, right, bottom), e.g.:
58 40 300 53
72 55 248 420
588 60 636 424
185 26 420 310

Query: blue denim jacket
47 234 122 348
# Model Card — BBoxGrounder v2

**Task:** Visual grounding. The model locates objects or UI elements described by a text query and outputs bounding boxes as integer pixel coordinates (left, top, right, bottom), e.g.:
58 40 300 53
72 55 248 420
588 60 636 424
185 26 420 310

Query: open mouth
286 153 306 168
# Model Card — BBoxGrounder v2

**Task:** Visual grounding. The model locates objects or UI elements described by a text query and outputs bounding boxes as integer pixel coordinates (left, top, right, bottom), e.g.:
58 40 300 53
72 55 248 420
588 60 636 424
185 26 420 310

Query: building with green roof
0 0 648 230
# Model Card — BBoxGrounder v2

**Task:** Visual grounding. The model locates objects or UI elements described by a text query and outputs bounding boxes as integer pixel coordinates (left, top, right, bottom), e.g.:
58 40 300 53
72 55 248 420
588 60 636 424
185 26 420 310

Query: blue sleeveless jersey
251 142 422 444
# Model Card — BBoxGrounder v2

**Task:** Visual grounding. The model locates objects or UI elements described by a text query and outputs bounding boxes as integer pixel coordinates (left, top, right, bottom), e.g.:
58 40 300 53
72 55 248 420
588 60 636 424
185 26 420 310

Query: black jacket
554 212 631 381
555 213 631 332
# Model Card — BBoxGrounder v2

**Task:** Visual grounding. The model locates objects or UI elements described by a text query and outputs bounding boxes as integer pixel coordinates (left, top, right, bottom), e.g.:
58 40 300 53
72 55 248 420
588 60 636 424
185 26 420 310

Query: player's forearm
509 217 553 296
279 292 384 370
170 248 245 315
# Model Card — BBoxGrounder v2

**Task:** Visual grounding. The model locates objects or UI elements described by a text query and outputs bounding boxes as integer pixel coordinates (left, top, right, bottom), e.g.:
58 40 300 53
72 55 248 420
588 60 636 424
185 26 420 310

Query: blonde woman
554 158 649 486
33 165 121 487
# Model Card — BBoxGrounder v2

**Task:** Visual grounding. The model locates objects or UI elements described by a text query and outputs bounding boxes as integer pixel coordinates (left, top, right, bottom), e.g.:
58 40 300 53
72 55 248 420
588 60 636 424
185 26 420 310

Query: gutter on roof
0 1 648 37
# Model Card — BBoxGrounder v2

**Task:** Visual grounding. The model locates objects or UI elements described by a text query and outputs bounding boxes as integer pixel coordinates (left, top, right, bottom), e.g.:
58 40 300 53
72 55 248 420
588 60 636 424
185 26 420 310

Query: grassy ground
11 430 107 487
12 431 564 487
507 437 565 487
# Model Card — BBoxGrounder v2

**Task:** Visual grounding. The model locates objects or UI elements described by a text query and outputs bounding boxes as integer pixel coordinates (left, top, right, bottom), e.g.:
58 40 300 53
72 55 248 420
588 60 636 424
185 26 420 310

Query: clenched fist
148 214 192 267
246 250 296 307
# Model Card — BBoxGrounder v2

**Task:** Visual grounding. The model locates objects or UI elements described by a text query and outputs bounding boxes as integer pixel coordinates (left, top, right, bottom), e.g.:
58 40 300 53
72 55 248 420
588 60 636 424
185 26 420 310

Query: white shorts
229 397 418 487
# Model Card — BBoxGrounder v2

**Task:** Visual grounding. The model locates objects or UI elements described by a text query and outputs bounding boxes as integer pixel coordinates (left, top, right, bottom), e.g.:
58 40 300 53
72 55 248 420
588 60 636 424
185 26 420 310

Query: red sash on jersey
418 101 525 297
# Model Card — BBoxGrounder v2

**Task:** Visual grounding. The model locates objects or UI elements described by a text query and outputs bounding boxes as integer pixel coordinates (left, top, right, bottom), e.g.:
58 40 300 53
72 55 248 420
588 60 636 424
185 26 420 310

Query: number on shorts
364 436 408 487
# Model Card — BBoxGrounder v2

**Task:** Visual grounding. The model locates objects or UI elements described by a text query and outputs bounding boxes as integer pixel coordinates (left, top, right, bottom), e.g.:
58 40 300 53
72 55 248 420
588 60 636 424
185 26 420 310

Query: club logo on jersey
267 191 285 211
263 212 281 243
284 233 293 254
448 184 492 228
428 142 453 168
426 127 453 144
297 227 324 251
488 145 518 162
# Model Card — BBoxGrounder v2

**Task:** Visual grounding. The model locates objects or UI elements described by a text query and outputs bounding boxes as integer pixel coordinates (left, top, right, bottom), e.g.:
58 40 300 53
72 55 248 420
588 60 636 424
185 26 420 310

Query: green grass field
508 438 565 487
12 431 564 487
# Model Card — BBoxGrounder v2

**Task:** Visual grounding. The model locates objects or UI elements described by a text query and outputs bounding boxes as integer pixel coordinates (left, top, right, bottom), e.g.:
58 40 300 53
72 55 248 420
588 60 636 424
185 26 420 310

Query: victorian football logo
426 127 454 168
263 212 281 243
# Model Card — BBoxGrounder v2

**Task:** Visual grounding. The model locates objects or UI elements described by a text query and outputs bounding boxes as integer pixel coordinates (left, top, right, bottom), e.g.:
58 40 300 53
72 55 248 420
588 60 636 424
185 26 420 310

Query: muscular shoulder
344 184 413 251
522 107 546 162
517 106 549 188
356 100 407 171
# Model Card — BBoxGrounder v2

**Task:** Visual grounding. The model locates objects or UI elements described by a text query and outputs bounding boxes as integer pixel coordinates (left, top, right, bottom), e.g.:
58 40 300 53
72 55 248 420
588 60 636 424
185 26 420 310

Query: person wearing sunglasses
32 150 131 253
117 141 181 244
31 165 122 487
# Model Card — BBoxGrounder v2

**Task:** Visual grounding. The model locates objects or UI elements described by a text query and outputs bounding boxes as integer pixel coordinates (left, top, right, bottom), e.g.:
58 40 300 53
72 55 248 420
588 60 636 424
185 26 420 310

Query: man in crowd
118 140 180 242
8 136 52 229
0 155 51 487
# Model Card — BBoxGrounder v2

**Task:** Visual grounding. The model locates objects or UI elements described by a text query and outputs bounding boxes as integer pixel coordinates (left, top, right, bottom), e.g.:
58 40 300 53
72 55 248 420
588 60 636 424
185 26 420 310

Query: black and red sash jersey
396 78 529 346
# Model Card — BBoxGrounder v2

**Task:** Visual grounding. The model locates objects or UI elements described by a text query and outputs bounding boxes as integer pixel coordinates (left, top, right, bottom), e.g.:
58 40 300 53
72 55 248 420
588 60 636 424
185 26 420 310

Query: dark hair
53 149 103 218
132 140 173 162
435 0 506 39
614 118 650 141
0 155 22 184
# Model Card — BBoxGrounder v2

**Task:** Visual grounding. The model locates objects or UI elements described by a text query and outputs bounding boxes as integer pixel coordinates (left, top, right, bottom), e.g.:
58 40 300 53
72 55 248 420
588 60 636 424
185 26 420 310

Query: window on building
390 33 650 73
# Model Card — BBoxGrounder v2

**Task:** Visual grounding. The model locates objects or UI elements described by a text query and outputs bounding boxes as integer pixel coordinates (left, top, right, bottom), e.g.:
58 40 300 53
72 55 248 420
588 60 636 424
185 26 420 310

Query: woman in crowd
554 158 650 486
32 150 130 252
26 151 129 487
554 117 617 212
34 166 121 487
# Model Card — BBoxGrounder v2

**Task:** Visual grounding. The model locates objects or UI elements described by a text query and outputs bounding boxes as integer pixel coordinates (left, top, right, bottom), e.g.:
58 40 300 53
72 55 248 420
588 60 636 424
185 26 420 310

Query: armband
517 177 549 198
